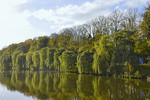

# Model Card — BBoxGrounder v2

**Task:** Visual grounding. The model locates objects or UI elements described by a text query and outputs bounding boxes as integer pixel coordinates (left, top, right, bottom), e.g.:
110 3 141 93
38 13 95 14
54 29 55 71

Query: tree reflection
0 72 149 100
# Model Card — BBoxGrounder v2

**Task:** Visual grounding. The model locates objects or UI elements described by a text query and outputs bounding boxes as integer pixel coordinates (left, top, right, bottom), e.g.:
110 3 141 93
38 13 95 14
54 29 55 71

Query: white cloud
124 0 149 8
32 0 125 32
0 0 46 49
32 0 149 29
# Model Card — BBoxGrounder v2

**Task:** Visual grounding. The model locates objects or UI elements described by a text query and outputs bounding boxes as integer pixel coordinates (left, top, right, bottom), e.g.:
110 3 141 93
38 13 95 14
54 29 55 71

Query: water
0 71 150 100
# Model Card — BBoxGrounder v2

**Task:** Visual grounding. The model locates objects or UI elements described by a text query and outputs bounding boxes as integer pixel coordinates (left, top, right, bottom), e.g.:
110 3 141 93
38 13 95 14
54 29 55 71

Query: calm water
0 71 150 100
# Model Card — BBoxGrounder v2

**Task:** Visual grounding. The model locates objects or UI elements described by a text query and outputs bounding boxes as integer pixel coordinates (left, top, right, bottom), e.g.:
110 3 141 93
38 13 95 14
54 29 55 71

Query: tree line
0 4 149 77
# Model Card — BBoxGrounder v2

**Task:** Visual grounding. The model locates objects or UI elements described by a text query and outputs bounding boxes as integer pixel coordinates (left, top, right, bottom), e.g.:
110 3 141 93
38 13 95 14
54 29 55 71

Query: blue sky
0 0 149 49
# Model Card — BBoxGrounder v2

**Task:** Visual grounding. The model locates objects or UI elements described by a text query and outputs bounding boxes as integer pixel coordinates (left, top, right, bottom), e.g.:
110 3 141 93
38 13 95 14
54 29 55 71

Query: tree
141 4 150 40
108 30 138 74
39 47 48 70
48 33 59 48
109 10 124 33
26 52 33 70
54 49 66 71
59 50 77 72
123 9 139 31
46 48 56 70
37 36 49 50
135 4 150 57
16 53 26 70
93 35 114 75
11 50 23 67
32 51 40 69
77 51 93 74
0 55 12 71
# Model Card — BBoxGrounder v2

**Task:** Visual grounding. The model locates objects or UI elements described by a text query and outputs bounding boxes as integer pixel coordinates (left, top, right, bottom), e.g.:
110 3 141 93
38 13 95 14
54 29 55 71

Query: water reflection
0 71 150 100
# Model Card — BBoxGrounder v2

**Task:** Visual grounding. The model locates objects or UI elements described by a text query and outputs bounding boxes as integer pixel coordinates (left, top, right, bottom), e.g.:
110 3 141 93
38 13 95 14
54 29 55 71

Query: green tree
46 48 56 70
93 35 114 75
11 50 23 67
26 52 33 70
48 33 59 48
37 36 49 50
54 49 66 70
135 4 150 58
32 51 40 69
77 51 93 74
16 53 26 70
108 30 138 74
39 47 48 70
59 50 77 72
0 55 12 71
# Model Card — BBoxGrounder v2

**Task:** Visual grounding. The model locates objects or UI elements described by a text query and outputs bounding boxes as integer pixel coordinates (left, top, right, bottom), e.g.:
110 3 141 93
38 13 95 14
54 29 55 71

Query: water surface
0 71 150 100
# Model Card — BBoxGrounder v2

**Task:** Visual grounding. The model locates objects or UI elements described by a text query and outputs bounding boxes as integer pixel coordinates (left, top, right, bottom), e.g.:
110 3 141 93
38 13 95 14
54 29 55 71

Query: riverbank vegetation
0 4 149 78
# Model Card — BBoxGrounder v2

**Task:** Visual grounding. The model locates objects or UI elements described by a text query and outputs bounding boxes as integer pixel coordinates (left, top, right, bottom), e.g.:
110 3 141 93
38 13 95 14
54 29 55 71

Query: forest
0 4 149 78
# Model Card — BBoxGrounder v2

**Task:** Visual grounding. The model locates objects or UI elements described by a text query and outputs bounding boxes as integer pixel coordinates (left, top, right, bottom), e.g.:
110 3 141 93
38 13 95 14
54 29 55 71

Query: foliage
39 47 48 70
93 35 114 75
0 55 12 70
77 51 93 73
135 4 150 56
45 48 56 70
54 49 66 70
59 50 77 72
11 50 23 67
37 36 49 50
16 53 26 70
26 52 33 69
124 61 134 76
32 51 40 69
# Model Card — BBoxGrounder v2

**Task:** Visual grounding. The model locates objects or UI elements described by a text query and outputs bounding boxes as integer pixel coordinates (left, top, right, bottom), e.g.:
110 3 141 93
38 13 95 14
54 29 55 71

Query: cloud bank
31 0 149 31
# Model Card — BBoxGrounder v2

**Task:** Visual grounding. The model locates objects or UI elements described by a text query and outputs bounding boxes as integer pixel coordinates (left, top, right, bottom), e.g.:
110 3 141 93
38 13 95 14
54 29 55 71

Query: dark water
0 71 150 100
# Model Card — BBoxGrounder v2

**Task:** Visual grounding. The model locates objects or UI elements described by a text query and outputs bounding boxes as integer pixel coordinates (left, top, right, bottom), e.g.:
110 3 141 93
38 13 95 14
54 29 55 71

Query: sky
0 0 149 49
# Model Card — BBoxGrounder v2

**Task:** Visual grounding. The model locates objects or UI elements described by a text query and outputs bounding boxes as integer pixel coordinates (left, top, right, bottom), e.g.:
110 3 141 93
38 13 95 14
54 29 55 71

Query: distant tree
2 44 18 55
48 33 59 48
37 36 49 50
123 9 139 31
109 10 124 33
29 39 37 52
